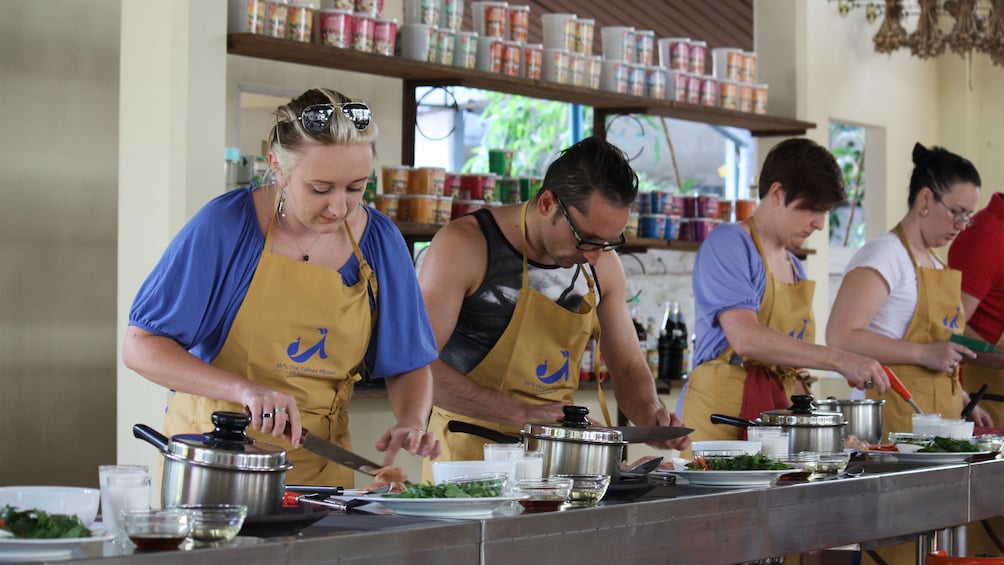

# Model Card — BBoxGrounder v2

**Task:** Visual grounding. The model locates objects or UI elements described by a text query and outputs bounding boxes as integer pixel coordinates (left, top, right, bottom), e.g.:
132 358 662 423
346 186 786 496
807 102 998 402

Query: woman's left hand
376 424 441 467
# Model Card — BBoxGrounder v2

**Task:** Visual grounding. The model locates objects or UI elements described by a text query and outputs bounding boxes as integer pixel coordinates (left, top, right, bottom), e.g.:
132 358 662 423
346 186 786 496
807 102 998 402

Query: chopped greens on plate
686 453 790 471
382 480 503 499
0 505 93 539
918 437 981 453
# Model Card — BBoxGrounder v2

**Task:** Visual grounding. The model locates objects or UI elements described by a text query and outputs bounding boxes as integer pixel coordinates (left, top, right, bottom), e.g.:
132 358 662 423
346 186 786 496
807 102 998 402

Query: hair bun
912 142 930 165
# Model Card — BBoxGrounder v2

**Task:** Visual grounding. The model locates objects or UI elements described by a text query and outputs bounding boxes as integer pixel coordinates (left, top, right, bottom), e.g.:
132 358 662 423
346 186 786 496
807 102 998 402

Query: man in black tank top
418 137 691 456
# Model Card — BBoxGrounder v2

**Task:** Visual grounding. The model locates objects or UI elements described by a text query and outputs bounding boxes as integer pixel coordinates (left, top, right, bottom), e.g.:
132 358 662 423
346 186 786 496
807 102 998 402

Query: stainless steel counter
45 458 1004 565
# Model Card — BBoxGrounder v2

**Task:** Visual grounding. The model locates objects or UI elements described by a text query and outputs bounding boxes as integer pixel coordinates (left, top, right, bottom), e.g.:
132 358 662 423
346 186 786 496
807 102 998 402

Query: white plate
0 529 112 562
363 496 525 518
892 451 992 464
662 469 794 487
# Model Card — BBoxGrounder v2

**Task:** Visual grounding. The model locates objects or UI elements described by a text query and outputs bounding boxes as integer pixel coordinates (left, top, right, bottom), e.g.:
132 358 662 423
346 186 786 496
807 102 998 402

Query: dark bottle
666 302 685 380
657 302 673 381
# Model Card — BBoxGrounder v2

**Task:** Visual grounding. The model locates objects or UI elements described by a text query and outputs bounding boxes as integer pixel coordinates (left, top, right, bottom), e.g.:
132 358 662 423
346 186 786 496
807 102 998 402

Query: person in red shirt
948 191 1004 426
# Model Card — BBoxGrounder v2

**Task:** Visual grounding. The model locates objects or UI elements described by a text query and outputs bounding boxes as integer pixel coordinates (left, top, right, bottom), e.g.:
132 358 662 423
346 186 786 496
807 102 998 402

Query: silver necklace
282 216 326 262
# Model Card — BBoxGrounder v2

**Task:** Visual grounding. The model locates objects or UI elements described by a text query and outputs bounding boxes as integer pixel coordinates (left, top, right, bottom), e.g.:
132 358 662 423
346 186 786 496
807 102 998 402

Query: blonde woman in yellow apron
418 137 690 480
682 139 885 455
827 142 986 562
124 88 440 488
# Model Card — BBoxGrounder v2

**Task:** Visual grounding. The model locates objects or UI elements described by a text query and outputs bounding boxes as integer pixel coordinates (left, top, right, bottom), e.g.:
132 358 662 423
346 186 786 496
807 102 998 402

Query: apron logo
287 328 329 363
788 319 808 341
943 307 961 330
536 351 570 384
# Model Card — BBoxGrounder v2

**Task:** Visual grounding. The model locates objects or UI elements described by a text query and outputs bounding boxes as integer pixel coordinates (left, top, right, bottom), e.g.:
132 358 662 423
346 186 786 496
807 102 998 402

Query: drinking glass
483 443 524 462
747 426 789 457
99 465 151 538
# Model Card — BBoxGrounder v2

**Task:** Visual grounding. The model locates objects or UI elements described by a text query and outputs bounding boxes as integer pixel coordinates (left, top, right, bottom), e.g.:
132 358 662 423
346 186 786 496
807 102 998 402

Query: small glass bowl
812 452 851 479
975 435 1004 454
552 474 611 507
175 504 247 543
119 509 192 551
769 452 819 473
510 477 573 513
443 472 508 497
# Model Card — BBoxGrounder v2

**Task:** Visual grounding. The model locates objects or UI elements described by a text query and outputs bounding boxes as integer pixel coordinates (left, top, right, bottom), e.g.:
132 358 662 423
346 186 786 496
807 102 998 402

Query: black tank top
439 209 601 375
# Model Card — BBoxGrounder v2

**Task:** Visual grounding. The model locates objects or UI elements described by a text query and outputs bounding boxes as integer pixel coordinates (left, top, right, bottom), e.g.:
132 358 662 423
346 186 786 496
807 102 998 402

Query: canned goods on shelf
625 212 639 239
638 214 667 239
286 3 314 42
375 193 400 218
452 199 486 219
373 18 398 56
407 194 438 224
351 12 375 52
382 165 410 195
320 9 353 48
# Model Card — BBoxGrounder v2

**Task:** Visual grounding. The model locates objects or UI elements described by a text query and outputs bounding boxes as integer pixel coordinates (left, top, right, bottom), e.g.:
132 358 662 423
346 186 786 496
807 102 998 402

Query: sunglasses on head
295 102 371 132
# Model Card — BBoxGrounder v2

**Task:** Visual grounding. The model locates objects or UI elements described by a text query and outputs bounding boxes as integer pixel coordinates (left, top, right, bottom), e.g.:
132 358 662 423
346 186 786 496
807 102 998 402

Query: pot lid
815 398 886 407
522 406 626 445
760 395 846 427
166 411 290 471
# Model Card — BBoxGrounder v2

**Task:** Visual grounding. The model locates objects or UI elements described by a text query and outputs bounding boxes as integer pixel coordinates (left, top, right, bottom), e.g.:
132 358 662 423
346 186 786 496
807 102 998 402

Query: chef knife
296 425 384 477
614 426 693 443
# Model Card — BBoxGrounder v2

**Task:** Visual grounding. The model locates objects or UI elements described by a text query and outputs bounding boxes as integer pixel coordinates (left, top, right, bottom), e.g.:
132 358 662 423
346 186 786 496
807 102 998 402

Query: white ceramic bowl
0 486 101 525
431 460 516 485
691 440 762 456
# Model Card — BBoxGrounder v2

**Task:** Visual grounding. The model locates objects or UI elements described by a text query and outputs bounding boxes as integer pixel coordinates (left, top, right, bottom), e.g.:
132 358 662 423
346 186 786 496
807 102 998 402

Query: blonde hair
266 87 379 195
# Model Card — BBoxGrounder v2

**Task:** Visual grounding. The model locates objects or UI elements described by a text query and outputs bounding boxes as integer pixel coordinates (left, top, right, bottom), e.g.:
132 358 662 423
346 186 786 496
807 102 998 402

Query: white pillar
117 0 227 474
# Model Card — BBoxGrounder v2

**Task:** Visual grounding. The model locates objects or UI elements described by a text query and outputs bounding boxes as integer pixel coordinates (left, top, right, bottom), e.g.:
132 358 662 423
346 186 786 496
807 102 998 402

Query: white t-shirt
843 231 943 340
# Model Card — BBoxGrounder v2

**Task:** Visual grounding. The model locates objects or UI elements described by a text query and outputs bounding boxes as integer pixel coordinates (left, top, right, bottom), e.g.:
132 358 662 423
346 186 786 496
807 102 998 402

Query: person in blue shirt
123 87 440 487
681 138 886 446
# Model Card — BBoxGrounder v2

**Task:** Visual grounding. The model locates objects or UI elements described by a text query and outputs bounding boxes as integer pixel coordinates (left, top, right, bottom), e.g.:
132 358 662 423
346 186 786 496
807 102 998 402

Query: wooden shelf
227 33 815 137
396 222 813 258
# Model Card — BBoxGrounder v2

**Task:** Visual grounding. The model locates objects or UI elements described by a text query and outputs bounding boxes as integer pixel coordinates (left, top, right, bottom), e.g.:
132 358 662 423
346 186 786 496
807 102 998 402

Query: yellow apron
682 218 812 448
868 227 968 565
164 217 377 488
422 202 597 480
867 225 964 437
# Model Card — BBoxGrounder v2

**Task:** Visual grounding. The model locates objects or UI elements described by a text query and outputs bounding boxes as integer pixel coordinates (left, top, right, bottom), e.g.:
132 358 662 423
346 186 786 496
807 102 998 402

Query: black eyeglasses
294 102 371 132
552 192 626 252
933 195 975 228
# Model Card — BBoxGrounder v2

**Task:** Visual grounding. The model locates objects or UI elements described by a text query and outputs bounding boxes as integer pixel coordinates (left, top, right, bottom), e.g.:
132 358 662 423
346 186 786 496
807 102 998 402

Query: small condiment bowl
769 452 819 474
119 509 192 551
175 504 247 543
510 478 573 513
811 452 851 479
551 474 610 508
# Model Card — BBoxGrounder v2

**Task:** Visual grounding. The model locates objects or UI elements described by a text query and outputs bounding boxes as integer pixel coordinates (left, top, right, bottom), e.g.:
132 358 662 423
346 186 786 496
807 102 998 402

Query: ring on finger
276 407 287 414
262 412 273 419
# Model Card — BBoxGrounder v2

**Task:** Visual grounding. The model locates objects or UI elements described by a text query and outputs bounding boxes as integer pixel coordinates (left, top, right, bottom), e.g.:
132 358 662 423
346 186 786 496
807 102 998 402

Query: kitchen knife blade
614 426 693 443
299 428 384 477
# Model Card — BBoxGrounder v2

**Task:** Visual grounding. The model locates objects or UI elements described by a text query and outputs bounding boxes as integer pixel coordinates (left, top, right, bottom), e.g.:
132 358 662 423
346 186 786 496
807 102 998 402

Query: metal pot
813 398 884 444
133 411 293 516
448 406 627 480
710 395 847 453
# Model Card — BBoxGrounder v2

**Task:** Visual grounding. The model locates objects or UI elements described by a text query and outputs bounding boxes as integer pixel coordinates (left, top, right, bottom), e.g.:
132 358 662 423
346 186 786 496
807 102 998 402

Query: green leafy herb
0 505 92 539
382 480 503 499
918 436 980 453
686 454 790 471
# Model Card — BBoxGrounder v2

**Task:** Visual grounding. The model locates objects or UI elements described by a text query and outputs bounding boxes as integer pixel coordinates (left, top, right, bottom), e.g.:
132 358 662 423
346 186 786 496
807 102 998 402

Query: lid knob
788 395 816 414
560 405 591 428
205 411 255 448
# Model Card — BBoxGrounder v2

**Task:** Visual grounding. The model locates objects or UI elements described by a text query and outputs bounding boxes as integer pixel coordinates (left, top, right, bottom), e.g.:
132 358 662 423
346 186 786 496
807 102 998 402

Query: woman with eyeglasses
681 138 886 448
827 143 990 439
123 87 440 487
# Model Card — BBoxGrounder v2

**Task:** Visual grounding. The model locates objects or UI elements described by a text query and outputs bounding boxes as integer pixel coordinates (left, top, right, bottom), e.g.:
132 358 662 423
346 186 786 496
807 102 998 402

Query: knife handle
883 366 913 402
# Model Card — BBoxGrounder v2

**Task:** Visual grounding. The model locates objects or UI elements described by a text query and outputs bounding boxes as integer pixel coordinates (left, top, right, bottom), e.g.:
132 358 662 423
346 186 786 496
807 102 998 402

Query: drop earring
920 207 929 218
278 191 287 217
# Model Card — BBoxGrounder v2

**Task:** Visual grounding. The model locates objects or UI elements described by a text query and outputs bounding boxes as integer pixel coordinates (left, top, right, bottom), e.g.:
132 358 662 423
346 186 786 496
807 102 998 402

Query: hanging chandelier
834 0 1004 66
